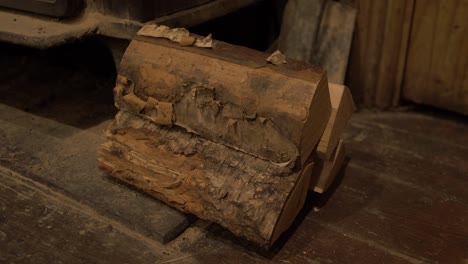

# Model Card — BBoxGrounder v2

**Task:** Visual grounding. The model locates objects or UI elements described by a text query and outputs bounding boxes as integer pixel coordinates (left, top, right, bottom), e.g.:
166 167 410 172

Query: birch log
115 36 331 167
100 33 332 246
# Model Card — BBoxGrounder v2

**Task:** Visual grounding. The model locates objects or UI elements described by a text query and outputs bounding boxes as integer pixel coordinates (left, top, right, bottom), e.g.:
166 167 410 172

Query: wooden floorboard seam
349 120 468 151
0 165 191 260
307 218 432 264
346 163 456 200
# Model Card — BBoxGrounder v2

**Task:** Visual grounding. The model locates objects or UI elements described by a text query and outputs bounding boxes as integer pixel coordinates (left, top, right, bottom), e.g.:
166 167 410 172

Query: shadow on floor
0 38 117 129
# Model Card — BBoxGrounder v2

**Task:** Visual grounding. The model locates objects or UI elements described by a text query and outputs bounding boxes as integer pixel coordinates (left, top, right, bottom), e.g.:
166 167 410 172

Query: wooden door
403 0 468 114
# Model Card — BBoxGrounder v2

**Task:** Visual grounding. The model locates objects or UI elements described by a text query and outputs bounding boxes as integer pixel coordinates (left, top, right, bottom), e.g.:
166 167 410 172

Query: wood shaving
137 24 188 42
137 24 213 48
194 33 213 48
267 50 287 65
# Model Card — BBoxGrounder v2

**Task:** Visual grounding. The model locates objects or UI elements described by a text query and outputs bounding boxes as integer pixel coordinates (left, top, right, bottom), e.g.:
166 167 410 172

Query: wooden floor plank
173 217 413 264
345 120 467 170
0 167 195 264
0 104 192 244
309 164 468 263
347 145 466 202
351 111 468 147
343 120 467 202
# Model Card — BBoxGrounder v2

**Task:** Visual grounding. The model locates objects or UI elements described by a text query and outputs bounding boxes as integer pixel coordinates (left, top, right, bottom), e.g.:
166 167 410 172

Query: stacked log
99 25 354 247
310 83 355 193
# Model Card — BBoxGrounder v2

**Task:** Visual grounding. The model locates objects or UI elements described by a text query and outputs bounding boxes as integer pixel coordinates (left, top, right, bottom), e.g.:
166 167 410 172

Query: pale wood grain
311 140 346 193
316 83 355 159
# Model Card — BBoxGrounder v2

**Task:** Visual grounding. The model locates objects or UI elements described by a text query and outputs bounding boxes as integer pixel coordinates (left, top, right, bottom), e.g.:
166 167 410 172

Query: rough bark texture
117 36 331 167
99 111 312 246
99 34 332 246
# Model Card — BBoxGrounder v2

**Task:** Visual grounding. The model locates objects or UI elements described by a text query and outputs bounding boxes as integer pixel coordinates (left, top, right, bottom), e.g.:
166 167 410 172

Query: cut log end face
311 140 346 193
316 83 354 160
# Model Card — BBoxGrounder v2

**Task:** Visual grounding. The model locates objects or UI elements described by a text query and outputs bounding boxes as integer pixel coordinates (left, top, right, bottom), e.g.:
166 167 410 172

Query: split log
100 31 334 246
316 83 355 159
99 111 314 246
310 140 346 193
115 35 331 167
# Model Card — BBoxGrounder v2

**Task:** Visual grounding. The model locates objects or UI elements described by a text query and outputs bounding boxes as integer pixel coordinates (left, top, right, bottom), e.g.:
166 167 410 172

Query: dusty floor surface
0 40 467 263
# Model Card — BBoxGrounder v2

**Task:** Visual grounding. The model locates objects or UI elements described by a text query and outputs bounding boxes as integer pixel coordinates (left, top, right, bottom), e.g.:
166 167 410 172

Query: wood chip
267 50 287 65
138 24 213 48
179 36 196 46
123 94 145 114
137 24 189 42
194 33 213 48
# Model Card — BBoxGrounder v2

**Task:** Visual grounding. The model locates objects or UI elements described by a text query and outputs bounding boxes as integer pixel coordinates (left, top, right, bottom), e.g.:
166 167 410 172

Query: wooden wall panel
346 0 415 109
403 0 468 114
